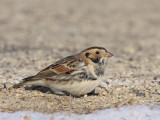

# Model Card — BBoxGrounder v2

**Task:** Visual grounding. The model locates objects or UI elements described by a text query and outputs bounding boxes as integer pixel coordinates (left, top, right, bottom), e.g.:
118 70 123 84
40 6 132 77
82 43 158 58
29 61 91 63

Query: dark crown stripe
81 46 107 52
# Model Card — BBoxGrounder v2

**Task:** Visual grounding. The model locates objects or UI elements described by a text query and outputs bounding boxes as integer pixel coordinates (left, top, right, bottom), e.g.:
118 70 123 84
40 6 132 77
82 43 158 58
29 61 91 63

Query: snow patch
0 104 160 120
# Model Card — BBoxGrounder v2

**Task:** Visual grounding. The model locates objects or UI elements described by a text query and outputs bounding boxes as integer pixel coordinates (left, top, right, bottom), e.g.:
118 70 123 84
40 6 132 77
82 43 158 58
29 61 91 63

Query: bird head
81 47 113 65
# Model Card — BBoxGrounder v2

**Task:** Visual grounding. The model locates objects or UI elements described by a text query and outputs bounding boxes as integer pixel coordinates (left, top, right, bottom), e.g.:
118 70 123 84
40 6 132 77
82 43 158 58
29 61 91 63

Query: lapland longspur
13 47 113 96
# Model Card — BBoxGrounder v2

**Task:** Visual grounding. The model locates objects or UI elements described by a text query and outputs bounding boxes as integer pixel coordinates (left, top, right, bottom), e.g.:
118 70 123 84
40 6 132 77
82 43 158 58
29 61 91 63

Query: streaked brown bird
13 47 113 96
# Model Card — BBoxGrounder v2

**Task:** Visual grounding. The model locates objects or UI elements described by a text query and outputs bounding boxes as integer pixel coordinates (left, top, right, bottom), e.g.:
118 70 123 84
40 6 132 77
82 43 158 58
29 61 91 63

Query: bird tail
13 76 35 88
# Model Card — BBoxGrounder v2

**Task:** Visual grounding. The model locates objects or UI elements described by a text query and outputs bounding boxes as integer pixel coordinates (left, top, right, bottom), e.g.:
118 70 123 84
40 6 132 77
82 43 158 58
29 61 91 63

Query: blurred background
0 0 160 83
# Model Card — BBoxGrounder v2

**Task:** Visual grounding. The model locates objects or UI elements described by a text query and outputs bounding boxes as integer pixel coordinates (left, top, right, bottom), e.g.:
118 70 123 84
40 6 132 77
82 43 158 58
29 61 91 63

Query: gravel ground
0 0 160 114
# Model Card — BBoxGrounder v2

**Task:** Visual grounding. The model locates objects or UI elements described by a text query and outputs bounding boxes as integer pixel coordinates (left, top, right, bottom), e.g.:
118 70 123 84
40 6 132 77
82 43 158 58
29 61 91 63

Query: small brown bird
13 47 113 96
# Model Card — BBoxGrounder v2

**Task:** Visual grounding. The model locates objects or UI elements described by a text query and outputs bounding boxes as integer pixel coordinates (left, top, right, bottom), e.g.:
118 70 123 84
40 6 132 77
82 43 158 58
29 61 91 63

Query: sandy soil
0 0 160 114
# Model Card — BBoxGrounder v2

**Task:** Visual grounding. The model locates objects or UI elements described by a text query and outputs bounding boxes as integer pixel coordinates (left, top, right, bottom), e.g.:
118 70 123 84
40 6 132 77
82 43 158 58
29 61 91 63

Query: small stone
115 87 122 92
2 104 8 108
84 94 88 98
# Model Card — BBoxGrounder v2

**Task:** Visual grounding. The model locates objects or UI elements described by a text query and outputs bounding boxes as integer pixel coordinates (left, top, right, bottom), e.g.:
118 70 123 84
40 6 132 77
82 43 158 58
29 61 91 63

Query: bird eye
95 51 99 54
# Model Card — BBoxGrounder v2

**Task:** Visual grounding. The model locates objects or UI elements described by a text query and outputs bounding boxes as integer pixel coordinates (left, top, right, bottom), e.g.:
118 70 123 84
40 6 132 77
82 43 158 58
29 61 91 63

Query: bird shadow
25 86 54 94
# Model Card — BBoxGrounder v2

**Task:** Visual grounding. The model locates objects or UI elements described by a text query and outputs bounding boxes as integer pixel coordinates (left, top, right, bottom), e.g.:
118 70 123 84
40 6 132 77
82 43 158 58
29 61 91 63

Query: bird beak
105 52 113 58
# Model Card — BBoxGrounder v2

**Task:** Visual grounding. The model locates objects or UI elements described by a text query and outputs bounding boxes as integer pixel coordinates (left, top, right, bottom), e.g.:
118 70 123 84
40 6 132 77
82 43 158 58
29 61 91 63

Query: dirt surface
0 0 160 114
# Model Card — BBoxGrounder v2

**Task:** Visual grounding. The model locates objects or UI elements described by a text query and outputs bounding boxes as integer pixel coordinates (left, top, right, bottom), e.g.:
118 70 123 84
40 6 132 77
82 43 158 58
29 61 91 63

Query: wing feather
31 55 83 79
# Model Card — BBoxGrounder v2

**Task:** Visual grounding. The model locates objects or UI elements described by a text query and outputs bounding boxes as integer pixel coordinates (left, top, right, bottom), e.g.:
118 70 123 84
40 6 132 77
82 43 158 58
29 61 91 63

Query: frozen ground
0 104 160 120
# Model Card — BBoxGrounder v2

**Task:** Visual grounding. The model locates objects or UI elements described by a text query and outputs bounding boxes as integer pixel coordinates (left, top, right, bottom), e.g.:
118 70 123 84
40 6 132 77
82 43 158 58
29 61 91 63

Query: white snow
0 104 160 120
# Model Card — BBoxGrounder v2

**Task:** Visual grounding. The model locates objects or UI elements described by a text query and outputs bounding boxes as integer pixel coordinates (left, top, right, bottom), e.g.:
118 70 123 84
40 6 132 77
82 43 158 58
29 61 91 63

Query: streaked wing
33 55 85 80
34 64 73 79
13 55 86 88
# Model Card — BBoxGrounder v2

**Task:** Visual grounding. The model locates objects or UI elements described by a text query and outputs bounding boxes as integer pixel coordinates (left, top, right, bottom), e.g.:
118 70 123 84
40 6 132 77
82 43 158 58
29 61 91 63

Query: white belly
47 79 100 96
